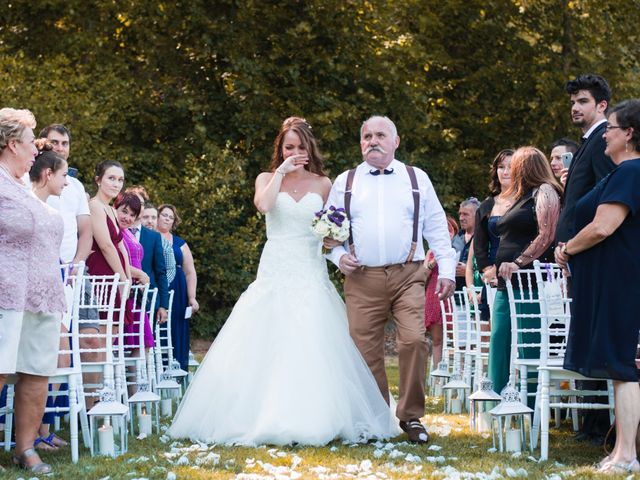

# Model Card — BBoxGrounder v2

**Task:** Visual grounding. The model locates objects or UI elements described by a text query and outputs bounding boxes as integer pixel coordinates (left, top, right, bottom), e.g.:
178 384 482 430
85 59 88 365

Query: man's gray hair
360 115 398 139
460 197 481 210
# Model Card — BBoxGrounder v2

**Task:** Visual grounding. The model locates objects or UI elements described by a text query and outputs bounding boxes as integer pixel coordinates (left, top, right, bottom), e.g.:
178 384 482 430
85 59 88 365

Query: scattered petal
428 445 442 451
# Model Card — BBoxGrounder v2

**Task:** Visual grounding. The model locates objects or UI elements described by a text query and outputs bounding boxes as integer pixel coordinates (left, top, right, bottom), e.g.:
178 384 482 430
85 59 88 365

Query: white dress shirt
326 159 457 280
46 176 90 263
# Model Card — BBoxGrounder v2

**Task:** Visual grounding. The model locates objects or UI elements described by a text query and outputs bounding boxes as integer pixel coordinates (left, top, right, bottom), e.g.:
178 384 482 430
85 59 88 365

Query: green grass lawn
0 358 632 479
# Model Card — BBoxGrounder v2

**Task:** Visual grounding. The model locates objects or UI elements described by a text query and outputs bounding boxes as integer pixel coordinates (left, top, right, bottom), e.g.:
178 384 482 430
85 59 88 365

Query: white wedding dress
168 192 400 446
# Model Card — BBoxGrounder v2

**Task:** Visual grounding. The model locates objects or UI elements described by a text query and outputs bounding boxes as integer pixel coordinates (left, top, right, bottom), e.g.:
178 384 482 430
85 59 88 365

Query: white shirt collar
583 118 607 141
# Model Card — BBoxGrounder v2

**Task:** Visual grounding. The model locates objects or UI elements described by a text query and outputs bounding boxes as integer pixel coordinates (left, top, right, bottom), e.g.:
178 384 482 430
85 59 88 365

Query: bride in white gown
168 117 400 446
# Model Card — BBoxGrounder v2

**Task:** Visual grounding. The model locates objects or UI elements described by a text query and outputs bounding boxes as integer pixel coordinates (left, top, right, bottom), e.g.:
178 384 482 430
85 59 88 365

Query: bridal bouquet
311 206 350 245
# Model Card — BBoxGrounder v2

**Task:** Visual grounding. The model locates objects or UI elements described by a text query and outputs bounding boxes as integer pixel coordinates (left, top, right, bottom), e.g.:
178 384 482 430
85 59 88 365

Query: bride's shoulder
311 175 332 197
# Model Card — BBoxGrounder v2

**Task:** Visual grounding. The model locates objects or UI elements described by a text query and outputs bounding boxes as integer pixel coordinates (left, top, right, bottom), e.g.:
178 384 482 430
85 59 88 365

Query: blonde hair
503 146 562 200
0 108 36 151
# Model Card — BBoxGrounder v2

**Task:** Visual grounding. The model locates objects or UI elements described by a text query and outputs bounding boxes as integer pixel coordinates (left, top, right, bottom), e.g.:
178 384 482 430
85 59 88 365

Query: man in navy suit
556 74 616 243
555 74 616 446
138 225 169 323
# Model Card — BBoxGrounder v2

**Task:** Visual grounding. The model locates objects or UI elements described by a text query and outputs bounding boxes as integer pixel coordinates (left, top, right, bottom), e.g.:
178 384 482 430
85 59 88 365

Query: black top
556 122 615 242
474 196 496 272
564 159 640 381
494 189 554 289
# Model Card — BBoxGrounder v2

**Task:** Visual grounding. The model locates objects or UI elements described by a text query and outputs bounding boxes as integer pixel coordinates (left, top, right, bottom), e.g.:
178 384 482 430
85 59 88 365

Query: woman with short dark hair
558 99 640 474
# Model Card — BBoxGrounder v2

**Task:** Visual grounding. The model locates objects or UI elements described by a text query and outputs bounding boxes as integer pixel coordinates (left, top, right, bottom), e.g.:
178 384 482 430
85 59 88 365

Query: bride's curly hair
269 117 326 176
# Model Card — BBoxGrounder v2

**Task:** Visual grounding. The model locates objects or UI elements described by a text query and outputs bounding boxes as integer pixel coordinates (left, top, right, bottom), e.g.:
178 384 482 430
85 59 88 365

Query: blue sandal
34 435 57 451
44 432 68 447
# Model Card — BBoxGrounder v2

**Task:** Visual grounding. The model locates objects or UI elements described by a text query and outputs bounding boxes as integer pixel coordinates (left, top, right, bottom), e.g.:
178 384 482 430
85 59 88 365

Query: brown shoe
400 419 429 444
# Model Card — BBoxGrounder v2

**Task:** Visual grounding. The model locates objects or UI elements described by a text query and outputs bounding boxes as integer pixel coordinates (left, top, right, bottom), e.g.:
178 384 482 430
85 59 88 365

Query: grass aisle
0 358 626 479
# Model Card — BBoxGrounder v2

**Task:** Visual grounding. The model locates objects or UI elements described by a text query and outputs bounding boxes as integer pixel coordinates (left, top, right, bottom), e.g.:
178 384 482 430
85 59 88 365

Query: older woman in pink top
0 108 65 474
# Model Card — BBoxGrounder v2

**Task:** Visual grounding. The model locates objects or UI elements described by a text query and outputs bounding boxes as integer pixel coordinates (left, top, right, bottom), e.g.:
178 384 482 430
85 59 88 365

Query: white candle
477 412 492 432
138 410 152 435
450 397 462 414
160 398 172 417
98 422 115 457
505 428 522 452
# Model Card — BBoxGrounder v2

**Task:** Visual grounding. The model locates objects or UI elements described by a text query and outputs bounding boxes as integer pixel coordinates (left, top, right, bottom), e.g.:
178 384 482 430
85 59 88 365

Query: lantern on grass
428 360 450 397
88 386 129 457
489 385 533 453
168 359 188 395
188 350 200 384
469 378 501 432
128 379 160 435
156 371 181 417
442 371 470 414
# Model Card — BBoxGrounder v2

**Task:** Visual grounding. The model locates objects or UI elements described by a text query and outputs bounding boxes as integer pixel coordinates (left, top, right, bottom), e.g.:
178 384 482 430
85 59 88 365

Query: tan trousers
344 261 428 421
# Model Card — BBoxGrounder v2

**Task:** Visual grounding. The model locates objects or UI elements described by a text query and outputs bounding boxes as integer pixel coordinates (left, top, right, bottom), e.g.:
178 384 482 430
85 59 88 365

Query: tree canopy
2 0 639 336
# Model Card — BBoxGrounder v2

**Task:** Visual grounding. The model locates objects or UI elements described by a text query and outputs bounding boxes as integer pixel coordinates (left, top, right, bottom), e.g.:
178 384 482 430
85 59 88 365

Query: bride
168 117 400 446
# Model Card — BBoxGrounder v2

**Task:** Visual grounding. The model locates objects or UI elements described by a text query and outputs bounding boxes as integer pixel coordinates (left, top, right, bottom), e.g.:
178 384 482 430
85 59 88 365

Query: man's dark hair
565 74 611 105
144 201 156 210
551 138 580 154
39 123 71 141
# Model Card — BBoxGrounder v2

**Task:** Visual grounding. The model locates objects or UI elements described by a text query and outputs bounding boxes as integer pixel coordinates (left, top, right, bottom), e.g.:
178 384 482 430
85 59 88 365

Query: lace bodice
0 170 66 313
257 192 328 282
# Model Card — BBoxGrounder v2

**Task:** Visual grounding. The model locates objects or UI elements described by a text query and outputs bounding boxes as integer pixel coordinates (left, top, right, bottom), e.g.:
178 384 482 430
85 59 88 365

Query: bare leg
603 381 640 467
14 373 49 468
429 323 443 367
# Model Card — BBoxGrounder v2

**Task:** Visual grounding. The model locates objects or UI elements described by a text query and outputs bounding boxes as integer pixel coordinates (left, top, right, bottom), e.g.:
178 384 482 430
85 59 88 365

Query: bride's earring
626 141 630 153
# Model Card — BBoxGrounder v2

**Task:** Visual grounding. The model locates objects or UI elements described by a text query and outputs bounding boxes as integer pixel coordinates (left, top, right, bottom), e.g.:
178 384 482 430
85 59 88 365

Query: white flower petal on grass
195 452 220 466
511 452 522 459
159 434 170 443
487 447 497 453
175 455 189 466
428 444 442 451
310 465 330 474
373 449 384 458
405 453 421 463
360 459 373 471
425 456 445 464
291 455 303 469
545 475 562 480
136 433 148 440
276 451 287 458
388 449 405 459
166 473 176 480
481 432 491 439
329 446 338 452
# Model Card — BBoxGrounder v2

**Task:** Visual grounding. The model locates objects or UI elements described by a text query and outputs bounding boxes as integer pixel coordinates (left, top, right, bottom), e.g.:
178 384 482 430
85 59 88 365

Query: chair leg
539 369 550 461
68 376 79 463
4 384 14 452
531 380 541 449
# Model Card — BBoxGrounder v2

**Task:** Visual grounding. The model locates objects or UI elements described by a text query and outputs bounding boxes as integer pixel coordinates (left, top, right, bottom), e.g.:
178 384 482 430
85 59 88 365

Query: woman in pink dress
114 192 154 350
424 216 459 368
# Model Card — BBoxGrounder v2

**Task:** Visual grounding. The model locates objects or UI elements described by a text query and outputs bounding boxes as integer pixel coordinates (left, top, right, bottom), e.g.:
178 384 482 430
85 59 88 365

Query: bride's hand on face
278 154 309 174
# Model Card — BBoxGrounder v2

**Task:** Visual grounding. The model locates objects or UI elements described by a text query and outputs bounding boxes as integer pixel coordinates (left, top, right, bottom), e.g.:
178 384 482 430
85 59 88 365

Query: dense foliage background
2 0 639 337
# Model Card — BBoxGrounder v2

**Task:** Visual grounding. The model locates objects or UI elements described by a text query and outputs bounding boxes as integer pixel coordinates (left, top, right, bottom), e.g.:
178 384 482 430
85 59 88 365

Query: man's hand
560 168 568 186
338 254 359 275
455 262 466 277
498 261 519 281
481 265 497 285
323 237 342 249
156 307 168 324
435 278 455 300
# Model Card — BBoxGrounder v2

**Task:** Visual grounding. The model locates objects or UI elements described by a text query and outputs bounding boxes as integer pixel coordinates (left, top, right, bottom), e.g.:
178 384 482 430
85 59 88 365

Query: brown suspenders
344 165 420 263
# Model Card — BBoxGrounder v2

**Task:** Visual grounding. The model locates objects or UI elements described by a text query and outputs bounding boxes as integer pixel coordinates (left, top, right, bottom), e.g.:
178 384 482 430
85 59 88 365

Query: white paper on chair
543 280 564 318
62 284 74 330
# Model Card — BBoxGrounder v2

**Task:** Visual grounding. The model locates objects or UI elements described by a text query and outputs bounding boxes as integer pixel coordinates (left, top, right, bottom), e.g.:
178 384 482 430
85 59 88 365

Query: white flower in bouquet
311 206 350 243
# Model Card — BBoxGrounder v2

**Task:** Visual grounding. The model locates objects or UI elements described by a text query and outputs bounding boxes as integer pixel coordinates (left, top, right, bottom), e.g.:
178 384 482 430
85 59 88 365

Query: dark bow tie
129 227 140 235
370 168 394 176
